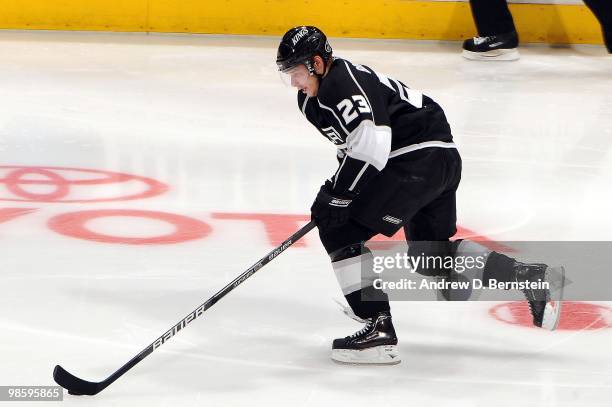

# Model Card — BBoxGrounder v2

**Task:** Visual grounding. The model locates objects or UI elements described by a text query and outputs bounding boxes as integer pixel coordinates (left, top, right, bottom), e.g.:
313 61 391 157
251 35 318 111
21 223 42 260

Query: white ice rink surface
1 31 611 407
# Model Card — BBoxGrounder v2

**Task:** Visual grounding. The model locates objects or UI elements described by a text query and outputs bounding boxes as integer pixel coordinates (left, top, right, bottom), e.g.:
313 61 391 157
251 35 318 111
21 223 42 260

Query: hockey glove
310 181 354 229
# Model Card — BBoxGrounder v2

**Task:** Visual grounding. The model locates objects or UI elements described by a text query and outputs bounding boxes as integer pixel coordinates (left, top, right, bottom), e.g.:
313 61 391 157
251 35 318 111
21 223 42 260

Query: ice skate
514 263 565 330
331 311 400 365
462 31 520 61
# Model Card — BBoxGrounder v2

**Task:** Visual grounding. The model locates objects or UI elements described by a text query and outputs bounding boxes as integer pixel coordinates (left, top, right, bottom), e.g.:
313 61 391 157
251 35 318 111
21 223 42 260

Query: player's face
285 65 319 97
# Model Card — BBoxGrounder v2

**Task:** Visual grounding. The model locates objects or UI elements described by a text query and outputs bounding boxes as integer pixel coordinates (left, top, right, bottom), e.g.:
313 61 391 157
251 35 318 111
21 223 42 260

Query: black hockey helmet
276 26 333 75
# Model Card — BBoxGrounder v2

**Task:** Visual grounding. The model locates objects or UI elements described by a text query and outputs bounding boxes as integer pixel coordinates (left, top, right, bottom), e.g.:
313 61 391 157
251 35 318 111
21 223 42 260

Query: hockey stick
53 221 316 396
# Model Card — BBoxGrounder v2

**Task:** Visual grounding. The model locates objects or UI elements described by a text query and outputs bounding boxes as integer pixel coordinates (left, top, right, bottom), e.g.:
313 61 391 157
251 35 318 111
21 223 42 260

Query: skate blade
462 48 520 61
541 266 565 331
331 345 401 365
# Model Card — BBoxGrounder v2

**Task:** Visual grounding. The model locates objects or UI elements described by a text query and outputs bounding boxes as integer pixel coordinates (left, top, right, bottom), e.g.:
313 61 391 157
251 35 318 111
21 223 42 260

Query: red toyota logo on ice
2 164 603 331
0 166 168 203
0 165 512 249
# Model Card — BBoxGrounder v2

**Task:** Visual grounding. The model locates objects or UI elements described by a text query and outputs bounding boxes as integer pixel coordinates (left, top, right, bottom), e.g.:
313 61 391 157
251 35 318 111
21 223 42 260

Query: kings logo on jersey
322 126 344 145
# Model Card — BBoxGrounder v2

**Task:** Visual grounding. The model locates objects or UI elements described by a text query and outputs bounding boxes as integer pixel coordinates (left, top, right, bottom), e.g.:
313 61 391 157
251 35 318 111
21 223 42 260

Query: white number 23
336 95 371 125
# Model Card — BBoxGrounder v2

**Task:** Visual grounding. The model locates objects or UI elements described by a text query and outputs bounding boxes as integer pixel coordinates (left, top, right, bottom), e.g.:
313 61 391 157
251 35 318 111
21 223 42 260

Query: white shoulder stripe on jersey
342 60 374 121
301 95 310 116
388 141 457 158
375 71 395 92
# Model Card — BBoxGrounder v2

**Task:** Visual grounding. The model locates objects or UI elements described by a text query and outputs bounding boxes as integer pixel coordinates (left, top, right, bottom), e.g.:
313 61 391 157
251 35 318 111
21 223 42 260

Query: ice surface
0 31 611 406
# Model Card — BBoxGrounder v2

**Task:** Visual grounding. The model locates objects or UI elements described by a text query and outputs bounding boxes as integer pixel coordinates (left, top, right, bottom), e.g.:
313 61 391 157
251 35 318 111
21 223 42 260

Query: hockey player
276 26 563 364
462 0 611 60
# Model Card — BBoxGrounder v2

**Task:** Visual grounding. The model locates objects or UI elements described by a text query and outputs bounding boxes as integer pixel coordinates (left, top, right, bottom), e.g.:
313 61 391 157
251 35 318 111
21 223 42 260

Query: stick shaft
55 221 316 394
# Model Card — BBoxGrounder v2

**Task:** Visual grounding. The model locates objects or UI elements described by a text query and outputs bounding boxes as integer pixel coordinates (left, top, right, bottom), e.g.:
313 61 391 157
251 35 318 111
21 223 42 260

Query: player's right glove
310 181 353 229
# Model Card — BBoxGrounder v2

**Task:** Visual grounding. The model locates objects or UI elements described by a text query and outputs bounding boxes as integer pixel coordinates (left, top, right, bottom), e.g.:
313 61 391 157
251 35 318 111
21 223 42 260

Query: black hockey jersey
298 57 455 196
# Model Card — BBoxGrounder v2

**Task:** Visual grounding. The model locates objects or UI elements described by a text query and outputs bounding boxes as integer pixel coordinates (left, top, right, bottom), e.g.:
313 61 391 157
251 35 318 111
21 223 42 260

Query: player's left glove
310 181 354 229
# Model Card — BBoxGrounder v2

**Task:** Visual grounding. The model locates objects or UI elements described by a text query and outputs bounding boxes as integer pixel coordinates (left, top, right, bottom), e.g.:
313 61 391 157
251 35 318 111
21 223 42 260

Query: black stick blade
53 365 102 396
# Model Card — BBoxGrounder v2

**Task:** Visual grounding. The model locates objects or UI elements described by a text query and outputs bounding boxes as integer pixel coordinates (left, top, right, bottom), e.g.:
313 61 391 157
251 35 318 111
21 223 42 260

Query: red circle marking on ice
48 209 212 245
4 168 71 201
489 301 612 331
0 166 168 203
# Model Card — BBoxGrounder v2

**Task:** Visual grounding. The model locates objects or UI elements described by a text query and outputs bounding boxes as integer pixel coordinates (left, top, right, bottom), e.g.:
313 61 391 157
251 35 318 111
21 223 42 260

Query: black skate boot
462 31 520 61
331 311 400 364
514 263 564 330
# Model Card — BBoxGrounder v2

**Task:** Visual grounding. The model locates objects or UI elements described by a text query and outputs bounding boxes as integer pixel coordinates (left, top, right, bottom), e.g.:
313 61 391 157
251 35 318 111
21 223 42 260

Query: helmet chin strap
305 58 327 82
